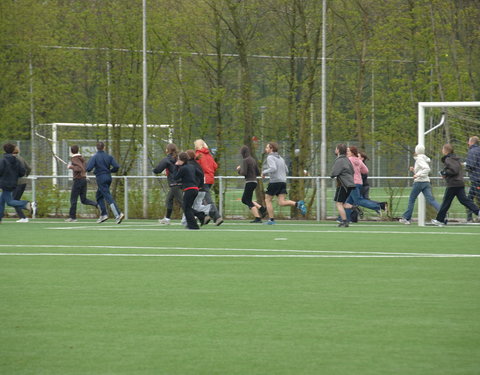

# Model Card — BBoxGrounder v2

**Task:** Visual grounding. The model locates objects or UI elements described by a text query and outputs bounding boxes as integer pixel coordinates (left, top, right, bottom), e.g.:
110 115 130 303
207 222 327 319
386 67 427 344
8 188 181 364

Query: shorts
334 186 355 203
266 182 288 196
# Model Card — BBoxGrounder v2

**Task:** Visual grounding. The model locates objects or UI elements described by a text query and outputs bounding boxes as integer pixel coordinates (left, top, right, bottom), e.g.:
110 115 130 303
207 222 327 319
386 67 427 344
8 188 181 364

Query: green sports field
1 219 479 374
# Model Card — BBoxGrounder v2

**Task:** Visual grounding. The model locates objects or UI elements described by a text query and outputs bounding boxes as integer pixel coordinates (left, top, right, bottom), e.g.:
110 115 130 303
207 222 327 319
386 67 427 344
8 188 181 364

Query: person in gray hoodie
261 142 306 225
432 144 480 226
331 144 355 227
399 145 440 224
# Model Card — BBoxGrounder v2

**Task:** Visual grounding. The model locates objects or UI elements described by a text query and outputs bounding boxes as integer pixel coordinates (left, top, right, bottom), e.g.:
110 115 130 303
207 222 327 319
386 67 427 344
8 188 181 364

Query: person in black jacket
153 143 182 225
173 152 204 230
432 144 480 226
236 145 265 223
12 146 32 223
0 143 33 223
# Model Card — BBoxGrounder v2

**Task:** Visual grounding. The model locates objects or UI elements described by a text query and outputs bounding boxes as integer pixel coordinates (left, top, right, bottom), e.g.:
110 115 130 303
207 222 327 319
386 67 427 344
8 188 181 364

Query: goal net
417 102 480 226
35 122 173 188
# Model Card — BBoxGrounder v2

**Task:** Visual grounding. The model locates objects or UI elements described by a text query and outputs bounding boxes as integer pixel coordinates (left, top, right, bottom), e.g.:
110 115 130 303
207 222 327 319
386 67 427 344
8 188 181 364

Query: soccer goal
417 101 480 226
35 122 173 186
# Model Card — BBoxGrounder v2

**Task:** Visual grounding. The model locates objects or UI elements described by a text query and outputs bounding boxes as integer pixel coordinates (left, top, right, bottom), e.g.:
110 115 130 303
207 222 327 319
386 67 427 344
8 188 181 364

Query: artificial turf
1 220 479 374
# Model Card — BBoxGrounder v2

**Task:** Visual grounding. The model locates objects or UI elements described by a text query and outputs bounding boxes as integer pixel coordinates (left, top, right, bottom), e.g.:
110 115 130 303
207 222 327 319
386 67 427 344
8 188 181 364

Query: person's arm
359 159 368 175
262 156 277 175
110 156 120 173
86 155 95 173
153 158 168 174
442 158 460 176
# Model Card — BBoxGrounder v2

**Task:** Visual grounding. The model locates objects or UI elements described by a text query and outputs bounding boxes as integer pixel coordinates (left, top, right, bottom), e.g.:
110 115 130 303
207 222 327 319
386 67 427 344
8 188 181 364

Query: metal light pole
142 0 148 217
320 0 327 220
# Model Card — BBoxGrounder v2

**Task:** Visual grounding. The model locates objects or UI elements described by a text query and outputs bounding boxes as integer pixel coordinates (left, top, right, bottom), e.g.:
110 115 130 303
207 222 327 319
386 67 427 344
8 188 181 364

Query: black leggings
241 182 257 209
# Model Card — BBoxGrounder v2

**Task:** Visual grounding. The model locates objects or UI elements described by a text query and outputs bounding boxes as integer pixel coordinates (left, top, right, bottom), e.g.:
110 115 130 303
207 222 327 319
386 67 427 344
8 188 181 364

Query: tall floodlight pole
320 0 327 220
142 0 148 218
29 59 36 176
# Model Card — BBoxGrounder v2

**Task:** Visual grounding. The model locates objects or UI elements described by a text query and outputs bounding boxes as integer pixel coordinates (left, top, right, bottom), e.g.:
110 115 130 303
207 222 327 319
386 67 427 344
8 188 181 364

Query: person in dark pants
153 143 183 225
0 143 33 223
466 136 480 222
66 145 98 222
12 146 31 223
86 141 124 224
173 152 204 230
432 144 480 226
236 145 265 223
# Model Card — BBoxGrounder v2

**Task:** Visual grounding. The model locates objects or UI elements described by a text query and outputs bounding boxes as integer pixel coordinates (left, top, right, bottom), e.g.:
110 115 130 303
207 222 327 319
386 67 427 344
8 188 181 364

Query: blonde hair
194 139 208 150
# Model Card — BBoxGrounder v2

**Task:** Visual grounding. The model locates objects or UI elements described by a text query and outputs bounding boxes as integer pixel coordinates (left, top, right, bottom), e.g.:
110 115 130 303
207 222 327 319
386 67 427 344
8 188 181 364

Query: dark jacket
153 154 179 186
331 154 355 188
15 154 31 185
187 160 205 190
86 150 120 176
440 153 464 187
173 162 204 190
0 153 26 191
70 154 88 180
466 144 480 183
238 146 260 183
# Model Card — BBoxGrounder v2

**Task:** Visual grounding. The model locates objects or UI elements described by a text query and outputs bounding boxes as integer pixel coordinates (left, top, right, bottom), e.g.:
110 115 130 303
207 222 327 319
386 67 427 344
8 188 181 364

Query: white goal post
417 101 480 226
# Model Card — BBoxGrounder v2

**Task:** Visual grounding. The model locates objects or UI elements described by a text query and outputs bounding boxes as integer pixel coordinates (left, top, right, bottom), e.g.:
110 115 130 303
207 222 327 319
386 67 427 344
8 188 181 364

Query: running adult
466 136 480 222
432 144 480 226
153 143 183 225
86 141 124 224
12 146 32 223
261 142 306 225
331 144 355 227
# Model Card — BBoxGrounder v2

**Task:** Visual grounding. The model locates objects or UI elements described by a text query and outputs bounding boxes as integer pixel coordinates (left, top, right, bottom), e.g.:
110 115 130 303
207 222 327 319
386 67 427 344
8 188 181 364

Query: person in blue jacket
86 142 124 224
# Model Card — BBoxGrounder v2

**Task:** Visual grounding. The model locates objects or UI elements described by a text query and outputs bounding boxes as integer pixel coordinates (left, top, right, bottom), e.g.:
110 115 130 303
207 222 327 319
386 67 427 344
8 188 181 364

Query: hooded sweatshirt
262 152 288 183
70 154 88 180
348 156 368 185
0 153 25 191
412 145 432 183
440 153 464 187
195 147 217 184
238 146 260 183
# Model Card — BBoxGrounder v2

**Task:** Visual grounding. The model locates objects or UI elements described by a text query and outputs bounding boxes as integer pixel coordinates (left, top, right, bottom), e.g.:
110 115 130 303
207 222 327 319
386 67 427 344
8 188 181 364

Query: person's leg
164 187 175 219
69 179 81 220
402 182 423 220
183 189 199 229
456 187 480 214
203 184 220 220
96 186 107 216
265 194 274 219
78 179 98 207
421 183 441 212
13 184 27 219
436 187 456 223
97 175 121 218
193 191 211 215
0 190 6 220
277 194 296 207
242 182 261 220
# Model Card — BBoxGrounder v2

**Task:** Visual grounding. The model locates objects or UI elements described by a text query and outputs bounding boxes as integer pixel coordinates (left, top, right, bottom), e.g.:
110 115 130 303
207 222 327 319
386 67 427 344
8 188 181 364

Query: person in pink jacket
343 146 387 221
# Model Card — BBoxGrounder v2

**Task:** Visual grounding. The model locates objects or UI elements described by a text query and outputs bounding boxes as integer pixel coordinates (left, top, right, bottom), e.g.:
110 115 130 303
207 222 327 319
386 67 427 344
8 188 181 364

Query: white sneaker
159 217 171 225
97 215 108 223
399 218 411 225
431 219 445 227
16 218 29 223
115 213 125 224
65 218 77 223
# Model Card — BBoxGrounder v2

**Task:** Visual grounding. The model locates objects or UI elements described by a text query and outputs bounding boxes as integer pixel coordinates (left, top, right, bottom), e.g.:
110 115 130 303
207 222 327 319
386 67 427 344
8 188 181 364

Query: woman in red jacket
194 139 223 225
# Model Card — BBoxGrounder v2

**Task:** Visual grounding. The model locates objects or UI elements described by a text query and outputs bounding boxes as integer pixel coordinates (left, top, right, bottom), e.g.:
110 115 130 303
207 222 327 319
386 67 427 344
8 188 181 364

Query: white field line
1 252 480 258
0 244 478 258
48 225 480 236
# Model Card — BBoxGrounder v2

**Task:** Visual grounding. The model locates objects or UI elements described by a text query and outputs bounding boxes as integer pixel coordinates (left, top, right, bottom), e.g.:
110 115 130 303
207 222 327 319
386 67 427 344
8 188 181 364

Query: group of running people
331 137 480 227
